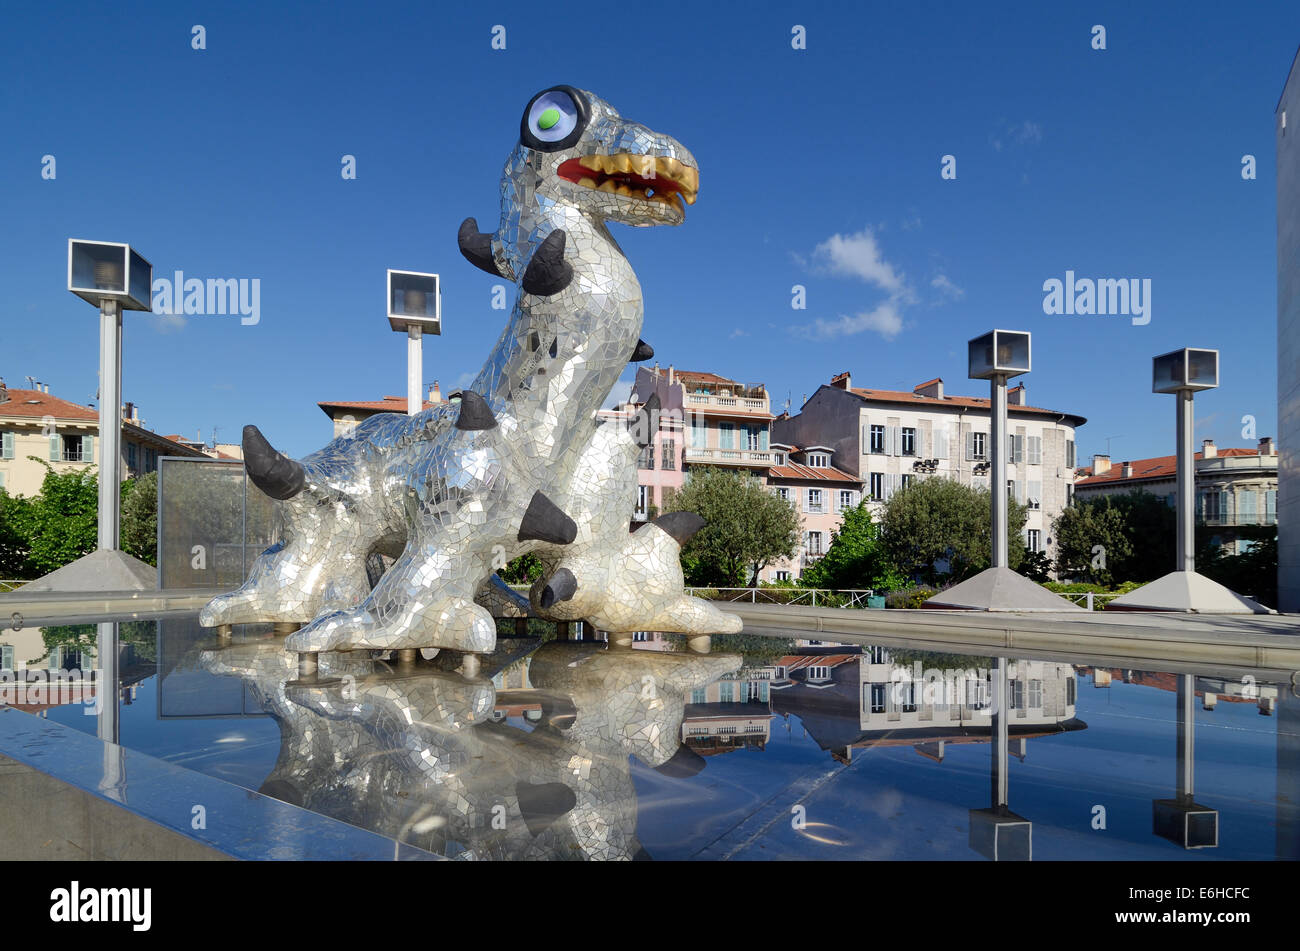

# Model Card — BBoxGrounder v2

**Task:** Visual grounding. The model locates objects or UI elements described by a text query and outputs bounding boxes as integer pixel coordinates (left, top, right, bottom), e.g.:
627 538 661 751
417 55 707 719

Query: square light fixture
68 240 153 311
1152 348 1218 393
387 269 441 334
968 330 1031 380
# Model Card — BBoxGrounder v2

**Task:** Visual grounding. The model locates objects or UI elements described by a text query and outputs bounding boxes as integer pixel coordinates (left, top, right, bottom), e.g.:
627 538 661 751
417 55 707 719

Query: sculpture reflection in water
199 85 740 655
199 639 740 860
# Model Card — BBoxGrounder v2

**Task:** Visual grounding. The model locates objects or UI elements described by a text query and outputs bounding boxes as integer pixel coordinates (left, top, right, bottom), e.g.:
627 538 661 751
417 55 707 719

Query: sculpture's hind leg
285 539 499 655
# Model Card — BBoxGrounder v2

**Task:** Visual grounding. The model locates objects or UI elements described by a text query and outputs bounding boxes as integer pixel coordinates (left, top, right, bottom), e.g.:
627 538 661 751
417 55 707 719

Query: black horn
243 425 306 500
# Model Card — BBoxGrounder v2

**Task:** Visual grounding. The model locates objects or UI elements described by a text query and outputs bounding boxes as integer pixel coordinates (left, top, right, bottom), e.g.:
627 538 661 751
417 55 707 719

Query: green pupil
538 108 561 131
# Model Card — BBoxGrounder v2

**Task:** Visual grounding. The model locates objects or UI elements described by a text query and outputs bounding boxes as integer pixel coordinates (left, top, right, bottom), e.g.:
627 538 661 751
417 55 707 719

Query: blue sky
1 1 1296 460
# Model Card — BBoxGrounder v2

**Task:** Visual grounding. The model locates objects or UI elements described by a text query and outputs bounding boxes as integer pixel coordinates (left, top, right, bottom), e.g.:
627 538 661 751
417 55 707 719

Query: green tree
880 477 1028 585
21 461 98 576
121 471 158 566
801 502 906 590
0 489 34 578
1199 531 1277 608
500 552 543 584
1052 499 1132 585
662 468 799 587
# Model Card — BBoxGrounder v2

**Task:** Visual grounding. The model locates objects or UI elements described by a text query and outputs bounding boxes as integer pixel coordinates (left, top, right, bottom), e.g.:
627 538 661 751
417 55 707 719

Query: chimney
668 364 675 386
831 371 851 390
0 378 7 403
429 382 442 404
1259 436 1275 456
1202 439 1217 459
1121 461 1133 478
913 378 944 399
1008 383 1026 406
1092 454 1111 475
123 401 135 422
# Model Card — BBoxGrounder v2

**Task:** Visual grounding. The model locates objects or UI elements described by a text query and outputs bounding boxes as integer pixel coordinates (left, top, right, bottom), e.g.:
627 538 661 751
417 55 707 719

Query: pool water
11 615 1298 861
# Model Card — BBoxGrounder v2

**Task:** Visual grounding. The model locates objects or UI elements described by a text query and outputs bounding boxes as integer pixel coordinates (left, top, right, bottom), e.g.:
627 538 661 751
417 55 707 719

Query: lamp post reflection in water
96 621 126 803
1152 673 1219 849
969 657 1032 860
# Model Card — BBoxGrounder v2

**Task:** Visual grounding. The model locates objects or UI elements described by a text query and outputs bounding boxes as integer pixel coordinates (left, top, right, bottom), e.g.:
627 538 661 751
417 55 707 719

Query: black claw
641 511 706 546
521 229 573 296
514 781 577 837
630 339 654 362
458 217 504 277
243 425 306 500
540 567 578 608
517 490 578 545
454 390 497 431
632 392 661 448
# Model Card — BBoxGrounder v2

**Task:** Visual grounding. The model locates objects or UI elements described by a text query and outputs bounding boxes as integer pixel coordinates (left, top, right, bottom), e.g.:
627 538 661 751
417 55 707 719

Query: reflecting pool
3 615 1296 860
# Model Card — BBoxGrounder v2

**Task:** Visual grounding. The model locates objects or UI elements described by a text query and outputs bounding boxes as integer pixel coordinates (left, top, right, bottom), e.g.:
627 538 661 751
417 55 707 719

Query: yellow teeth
578 177 597 189
571 152 699 208
596 179 617 193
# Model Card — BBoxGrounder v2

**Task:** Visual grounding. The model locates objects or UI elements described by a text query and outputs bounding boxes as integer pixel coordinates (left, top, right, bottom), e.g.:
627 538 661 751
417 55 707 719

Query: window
870 472 884 500
690 417 706 448
806 489 824 513
1010 434 1024 464
1026 529 1041 552
775 570 791 582
719 681 735 702
1010 679 1024 710
807 665 831 681
1027 480 1041 510
1028 679 1042 709
869 424 886 454
901 427 916 456
145 448 157 473
637 446 653 470
838 489 854 512
718 422 735 450
869 683 886 713
0 431 13 460
899 681 917 713
966 678 989 709
744 425 766 451
868 645 889 664
1066 438 1076 468
691 688 707 704
59 434 93 463
806 531 824 555
1027 436 1042 465
775 486 790 503
966 432 987 460
127 442 138 472
901 474 914 491
660 438 675 470
1067 676 1076 705
637 485 650 513
806 452 829 468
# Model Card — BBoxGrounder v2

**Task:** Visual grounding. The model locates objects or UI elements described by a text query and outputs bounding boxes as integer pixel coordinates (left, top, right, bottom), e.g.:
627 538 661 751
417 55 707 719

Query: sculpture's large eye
520 86 589 151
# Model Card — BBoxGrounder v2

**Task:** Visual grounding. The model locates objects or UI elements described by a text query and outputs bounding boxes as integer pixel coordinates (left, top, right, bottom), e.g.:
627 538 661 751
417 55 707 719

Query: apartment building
0 382 210 497
1074 438 1278 555
631 366 776 471
318 383 445 439
763 445 862 582
773 371 1086 563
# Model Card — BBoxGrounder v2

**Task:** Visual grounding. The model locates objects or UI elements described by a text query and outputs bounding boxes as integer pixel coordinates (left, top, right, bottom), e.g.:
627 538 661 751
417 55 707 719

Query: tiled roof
0 388 97 421
675 370 739 386
914 377 942 389
768 461 860 483
1075 448 1263 486
318 396 435 416
844 385 1086 426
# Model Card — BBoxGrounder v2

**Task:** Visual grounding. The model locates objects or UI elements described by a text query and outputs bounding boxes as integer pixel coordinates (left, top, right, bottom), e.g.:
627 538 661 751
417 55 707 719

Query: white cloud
931 274 964 301
149 314 187 334
991 119 1042 152
811 227 908 297
795 302 904 341
729 328 749 338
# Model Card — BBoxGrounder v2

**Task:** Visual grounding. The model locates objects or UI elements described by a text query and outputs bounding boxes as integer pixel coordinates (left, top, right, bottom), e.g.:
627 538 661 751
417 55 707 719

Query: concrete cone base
21 549 156 593
923 566 1084 612
1105 571 1272 614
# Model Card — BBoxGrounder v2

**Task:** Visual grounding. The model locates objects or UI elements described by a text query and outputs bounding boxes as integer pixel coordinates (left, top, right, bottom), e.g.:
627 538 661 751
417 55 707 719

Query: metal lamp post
67 240 153 550
387 270 441 416
925 330 1080 611
1108 348 1267 613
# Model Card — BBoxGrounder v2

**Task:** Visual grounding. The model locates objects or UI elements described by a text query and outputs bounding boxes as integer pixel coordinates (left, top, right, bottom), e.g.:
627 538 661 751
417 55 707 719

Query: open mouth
557 154 698 212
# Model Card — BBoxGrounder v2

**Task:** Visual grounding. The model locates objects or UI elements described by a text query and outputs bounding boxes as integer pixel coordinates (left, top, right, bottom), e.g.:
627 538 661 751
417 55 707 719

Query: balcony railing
685 394 769 414
1199 514 1277 527
684 447 773 465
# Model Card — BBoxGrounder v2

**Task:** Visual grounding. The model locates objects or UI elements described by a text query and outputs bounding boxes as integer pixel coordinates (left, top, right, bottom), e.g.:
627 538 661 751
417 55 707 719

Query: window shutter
83 435 95 463
964 431 974 461
1016 480 1026 504
1241 490 1256 518
1221 489 1232 521
935 428 947 459
1028 480 1041 506
1267 489 1277 521
1028 436 1042 465
862 424 870 450
1014 434 1024 464
760 428 768 451
1 431 12 460
49 433 61 461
